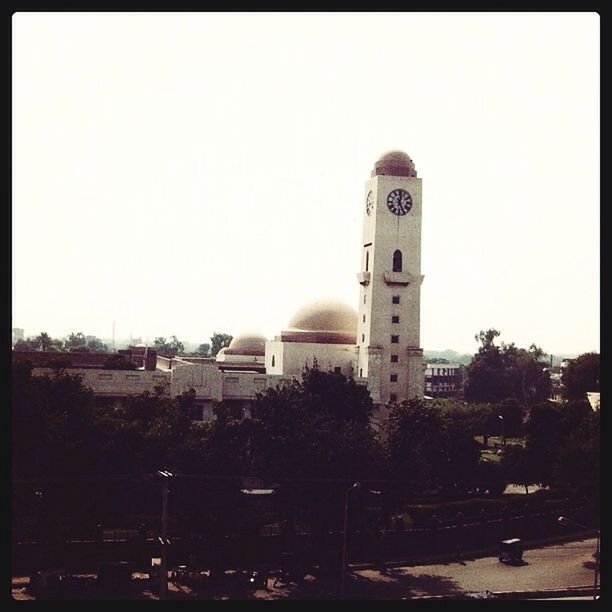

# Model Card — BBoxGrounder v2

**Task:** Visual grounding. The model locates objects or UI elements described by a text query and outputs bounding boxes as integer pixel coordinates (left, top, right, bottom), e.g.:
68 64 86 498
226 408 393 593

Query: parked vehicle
498 538 523 564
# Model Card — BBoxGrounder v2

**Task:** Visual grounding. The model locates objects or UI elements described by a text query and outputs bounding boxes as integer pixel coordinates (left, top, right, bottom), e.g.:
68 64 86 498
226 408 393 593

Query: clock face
387 189 413 215
366 191 374 216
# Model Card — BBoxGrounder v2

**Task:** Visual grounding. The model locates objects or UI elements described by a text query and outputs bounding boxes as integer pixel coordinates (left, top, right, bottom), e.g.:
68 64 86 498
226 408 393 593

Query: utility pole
158 470 172 599
340 482 360 599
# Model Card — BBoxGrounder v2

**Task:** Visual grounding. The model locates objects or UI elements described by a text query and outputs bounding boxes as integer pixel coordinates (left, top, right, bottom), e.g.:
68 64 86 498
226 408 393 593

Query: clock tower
356 151 424 410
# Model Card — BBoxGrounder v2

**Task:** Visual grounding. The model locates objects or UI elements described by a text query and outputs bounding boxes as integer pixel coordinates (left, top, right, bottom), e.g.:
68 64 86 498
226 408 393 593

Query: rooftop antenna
112 321 116 351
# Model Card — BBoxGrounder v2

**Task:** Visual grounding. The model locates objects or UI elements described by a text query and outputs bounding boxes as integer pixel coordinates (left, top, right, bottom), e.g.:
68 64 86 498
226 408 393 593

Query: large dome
282 298 357 344
372 150 417 178
224 332 267 356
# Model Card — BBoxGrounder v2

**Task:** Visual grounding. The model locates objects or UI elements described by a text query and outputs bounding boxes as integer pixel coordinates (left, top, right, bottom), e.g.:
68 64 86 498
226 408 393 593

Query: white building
28 151 425 424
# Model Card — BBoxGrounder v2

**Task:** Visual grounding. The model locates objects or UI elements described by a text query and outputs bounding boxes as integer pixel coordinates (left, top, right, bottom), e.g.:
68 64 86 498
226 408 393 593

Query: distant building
586 392 600 411
424 363 463 398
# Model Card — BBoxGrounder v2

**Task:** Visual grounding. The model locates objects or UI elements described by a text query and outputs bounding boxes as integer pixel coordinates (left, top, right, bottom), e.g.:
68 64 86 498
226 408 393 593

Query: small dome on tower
372 150 417 178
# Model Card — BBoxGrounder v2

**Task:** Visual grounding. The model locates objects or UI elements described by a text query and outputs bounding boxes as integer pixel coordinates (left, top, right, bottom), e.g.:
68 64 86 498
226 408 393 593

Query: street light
157 470 173 600
558 516 600 600
340 482 361 599
497 415 506 446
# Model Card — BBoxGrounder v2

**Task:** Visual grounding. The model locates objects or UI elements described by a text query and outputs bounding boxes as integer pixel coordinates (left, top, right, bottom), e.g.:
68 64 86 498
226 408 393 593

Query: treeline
12 361 598 538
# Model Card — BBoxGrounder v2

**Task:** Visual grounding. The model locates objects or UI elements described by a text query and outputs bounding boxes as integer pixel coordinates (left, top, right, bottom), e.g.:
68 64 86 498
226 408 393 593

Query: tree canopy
464 329 551 405
562 352 600 400
210 333 233 357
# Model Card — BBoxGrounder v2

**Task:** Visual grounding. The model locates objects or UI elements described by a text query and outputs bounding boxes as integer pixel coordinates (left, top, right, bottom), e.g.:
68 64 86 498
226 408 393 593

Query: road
12 537 598 600
350 537 598 598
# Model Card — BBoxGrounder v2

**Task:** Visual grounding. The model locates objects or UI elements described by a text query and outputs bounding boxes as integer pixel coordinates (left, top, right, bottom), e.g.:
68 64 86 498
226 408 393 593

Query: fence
12 505 594 575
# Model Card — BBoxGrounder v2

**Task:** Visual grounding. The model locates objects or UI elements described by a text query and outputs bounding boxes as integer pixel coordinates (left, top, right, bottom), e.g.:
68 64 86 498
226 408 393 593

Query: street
12 537 598 600
350 537 598 598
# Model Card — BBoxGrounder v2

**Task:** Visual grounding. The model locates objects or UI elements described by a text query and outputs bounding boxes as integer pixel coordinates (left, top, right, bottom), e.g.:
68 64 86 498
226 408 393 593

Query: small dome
224 332 267 356
288 298 357 333
372 150 417 178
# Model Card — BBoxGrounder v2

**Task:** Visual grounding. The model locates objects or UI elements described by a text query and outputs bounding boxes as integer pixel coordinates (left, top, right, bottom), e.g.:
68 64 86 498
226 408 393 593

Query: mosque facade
27 151 425 425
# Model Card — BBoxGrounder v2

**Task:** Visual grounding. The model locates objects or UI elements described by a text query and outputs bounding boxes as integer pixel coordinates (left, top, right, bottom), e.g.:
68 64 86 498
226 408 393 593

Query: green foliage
562 352 600 399
521 399 598 488
386 399 481 493
464 329 551 405
153 335 185 357
102 354 137 370
196 342 211 357
210 332 233 357
250 365 381 480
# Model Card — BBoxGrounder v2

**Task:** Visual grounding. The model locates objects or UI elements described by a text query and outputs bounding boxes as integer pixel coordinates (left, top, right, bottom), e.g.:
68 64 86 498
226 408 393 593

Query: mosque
26 151 425 426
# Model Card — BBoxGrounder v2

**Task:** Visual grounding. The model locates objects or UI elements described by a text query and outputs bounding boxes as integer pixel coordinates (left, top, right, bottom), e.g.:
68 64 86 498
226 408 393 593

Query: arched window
271 355 275 367
365 250 369 272
392 249 403 272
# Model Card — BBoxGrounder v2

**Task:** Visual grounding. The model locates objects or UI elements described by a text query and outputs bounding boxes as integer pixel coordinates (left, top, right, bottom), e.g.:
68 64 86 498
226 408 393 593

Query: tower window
391 335 399 344
390 393 397 402
363 314 366 323
391 355 398 363
392 315 399 324
390 374 398 382
393 249 403 272
362 334 365 342
364 295 367 304
271 355 275 367
365 250 369 272
359 368 363 377
392 295 400 304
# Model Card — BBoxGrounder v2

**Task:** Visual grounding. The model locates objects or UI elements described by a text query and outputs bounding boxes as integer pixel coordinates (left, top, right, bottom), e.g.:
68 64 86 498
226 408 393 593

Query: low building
424 363 463 398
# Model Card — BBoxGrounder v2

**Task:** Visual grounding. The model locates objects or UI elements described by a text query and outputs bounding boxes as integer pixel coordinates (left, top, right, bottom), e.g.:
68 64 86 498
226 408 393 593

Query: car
498 538 523 564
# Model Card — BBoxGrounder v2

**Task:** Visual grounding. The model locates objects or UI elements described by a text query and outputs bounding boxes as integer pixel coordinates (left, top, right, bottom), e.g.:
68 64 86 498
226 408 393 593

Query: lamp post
158 470 173 600
497 415 506 446
558 516 600 600
340 482 361 599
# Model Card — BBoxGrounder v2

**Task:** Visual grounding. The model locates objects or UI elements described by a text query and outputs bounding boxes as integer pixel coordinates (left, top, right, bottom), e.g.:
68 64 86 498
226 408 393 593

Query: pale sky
12 12 600 356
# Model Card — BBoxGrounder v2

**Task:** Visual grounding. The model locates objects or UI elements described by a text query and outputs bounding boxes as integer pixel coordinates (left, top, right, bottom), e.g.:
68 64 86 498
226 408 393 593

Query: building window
271 355 275 367
392 249 403 272
362 334 365 342
390 393 397 402
390 374 398 382
391 335 399 343
391 355 398 363
365 250 369 272
392 315 399 324
364 294 367 304
359 368 363 377
363 314 366 323
392 295 400 304
334 367 342 374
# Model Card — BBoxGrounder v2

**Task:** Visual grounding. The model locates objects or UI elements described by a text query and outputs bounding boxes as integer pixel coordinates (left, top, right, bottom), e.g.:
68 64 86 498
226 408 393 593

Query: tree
102 354 137 370
154 336 184 357
464 329 551 405
521 399 595 488
169 335 184 356
500 444 536 494
65 332 87 351
196 343 211 357
34 332 53 352
562 352 600 400
210 332 233 357
86 336 108 352
386 399 481 494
